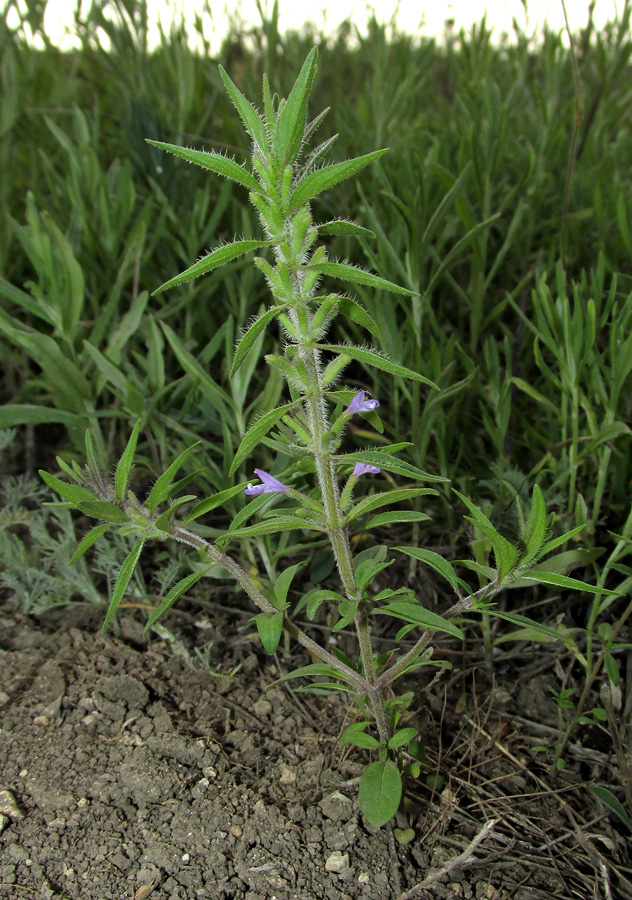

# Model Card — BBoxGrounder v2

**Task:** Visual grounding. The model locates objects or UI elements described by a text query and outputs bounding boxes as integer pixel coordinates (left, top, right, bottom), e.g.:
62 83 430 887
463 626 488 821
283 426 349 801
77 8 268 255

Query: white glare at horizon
7 0 624 52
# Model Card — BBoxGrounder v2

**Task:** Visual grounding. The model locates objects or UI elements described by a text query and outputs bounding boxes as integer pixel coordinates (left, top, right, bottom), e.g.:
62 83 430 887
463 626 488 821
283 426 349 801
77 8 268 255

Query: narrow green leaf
271 663 353 686
152 241 270 295
358 760 402 828
274 47 318 164
230 402 295 476
146 443 201 513
336 450 447 483
336 297 379 332
319 344 436 387
310 263 414 296
348 489 438 521
590 786 632 833
520 570 619 595
394 546 469 593
77 500 128 523
39 470 97 505
539 526 585 556
0 405 81 428
224 515 323 540
255 611 285 655
388 727 418 750
114 420 142 501
486 610 564 641
363 510 430 529
160 322 234 415
230 305 282 378
146 140 260 191
182 483 249 524
521 484 547 565
274 562 304 609
103 540 145 632
219 65 268 149
340 722 378 749
305 589 346 619
375 601 464 639
289 149 388 211
68 522 110 565
453 489 518 578
343 732 380 750
317 220 375 238
145 566 214 631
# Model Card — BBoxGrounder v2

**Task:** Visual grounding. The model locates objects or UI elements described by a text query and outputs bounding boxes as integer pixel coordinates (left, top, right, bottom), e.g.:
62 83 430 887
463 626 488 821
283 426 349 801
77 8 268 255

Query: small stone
358 872 370 885
77 798 89 809
0 813 9 835
0 691 9 704
33 715 49 726
229 825 242 837
0 790 24 819
202 766 217 780
325 851 350 873
252 699 273 717
279 762 297 784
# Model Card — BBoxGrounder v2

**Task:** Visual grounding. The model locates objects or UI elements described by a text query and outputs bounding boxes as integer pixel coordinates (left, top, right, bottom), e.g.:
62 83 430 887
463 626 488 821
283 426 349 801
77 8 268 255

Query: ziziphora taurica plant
40 48 614 828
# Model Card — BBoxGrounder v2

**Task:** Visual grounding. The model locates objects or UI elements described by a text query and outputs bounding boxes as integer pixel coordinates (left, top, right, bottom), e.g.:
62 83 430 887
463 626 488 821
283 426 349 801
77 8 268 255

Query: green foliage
3 3 631 831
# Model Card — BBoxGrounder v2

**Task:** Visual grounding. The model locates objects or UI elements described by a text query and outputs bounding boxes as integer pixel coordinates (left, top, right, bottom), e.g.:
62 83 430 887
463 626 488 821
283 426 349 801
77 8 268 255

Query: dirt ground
1 597 630 900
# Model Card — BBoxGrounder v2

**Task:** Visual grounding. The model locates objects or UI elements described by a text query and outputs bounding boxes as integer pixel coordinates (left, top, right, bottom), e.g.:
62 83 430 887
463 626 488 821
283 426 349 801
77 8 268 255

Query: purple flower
353 463 381 477
346 391 380 415
244 469 290 496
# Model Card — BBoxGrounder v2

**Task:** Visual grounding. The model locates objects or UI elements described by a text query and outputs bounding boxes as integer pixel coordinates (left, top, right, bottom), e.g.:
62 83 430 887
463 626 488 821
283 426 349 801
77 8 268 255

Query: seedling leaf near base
358 760 402 827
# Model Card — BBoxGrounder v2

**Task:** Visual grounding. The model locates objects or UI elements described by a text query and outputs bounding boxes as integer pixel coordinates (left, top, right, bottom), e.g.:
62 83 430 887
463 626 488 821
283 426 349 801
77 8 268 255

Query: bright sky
11 0 624 51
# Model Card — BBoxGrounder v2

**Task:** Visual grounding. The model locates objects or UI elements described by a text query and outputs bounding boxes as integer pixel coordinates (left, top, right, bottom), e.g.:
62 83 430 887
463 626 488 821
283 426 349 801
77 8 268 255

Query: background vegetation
1 0 631 784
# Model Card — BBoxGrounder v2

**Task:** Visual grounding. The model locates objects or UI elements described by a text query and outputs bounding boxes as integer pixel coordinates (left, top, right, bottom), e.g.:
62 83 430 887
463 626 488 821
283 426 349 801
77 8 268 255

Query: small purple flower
353 463 381 477
346 391 380 415
244 469 290 496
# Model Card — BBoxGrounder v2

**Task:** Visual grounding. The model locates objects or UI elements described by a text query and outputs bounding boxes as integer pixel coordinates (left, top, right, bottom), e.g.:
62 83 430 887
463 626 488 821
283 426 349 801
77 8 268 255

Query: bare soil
1 599 630 900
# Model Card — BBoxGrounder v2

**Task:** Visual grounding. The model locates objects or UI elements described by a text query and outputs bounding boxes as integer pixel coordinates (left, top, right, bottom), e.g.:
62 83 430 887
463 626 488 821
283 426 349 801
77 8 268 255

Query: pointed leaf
230 305 282 378
521 484 547 565
146 443 201 513
388 727 418 750
219 66 268 149
78 500 128 523
590 786 632 833
395 546 469 594
145 565 215 631
336 450 447 483
340 721 377 749
319 345 436 386
146 140 260 191
274 562 304 609
348 489 438 521
160 322 234 414
224 515 323 540
310 263 414 296
114 420 142 501
375 601 464 639
103 540 145 632
317 220 375 237
486 610 564 641
255 611 285 655
289 150 388 211
539 525 585 556
152 241 271 295
358 760 402 828
336 297 378 332
274 47 318 164
182 483 250 524
520 570 619 595
68 522 110 565
453 489 518 578
230 402 295 475
39 470 98 505
363 510 430 529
